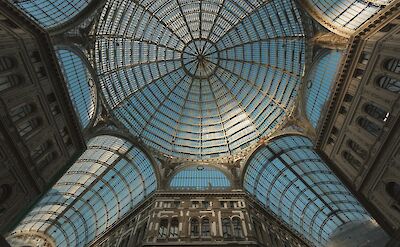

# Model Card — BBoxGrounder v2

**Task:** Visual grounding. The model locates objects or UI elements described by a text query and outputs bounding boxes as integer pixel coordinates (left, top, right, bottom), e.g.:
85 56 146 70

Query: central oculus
181 39 219 79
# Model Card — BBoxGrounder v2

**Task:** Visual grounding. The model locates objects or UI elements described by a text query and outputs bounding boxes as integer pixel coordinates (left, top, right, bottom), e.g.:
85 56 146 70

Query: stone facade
0 2 85 233
91 192 309 247
317 3 400 242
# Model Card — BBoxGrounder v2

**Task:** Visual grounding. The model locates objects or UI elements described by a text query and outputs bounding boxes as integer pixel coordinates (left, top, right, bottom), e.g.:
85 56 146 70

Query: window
202 201 210 208
232 218 242 238
9 104 33 122
158 219 168 238
170 166 231 190
386 182 400 203
60 127 71 145
169 218 179 238
30 140 51 161
377 76 400 93
364 103 389 122
192 201 199 208
385 58 400 73
16 118 40 138
172 201 180 208
47 93 57 103
190 218 199 237
0 75 21 92
359 52 370 65
229 201 235 208
222 218 232 238
347 140 367 158
51 104 61 116
343 151 362 169
37 151 57 169
0 56 15 72
354 69 364 79
343 93 353 102
339 106 347 115
201 218 210 237
358 117 382 137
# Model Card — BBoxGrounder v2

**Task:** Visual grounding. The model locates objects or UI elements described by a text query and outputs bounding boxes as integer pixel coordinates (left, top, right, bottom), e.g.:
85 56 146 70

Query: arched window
170 166 231 190
0 75 22 92
9 104 34 122
30 140 51 161
343 93 353 102
201 218 210 237
0 184 12 203
232 218 242 238
386 182 400 203
158 219 168 238
190 218 199 237
0 56 15 73
377 76 400 93
358 117 381 137
222 218 232 238
364 103 389 122
343 151 362 169
385 58 400 73
347 140 367 158
169 218 179 238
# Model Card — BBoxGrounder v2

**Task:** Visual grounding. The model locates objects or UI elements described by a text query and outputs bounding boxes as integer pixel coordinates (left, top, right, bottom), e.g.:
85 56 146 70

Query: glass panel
232 218 242 238
222 218 232 238
190 219 199 237
169 218 179 238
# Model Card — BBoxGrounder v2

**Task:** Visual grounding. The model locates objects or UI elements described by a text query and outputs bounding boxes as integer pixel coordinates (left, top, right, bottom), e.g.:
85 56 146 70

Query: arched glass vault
8 135 157 247
244 135 372 246
9 0 92 29
93 0 306 160
303 0 391 35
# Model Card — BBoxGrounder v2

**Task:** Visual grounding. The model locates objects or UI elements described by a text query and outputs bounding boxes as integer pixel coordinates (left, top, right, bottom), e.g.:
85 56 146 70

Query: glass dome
93 0 306 160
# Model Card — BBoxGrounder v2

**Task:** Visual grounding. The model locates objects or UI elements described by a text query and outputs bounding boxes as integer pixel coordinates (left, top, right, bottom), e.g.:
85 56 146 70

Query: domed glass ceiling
94 0 305 160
